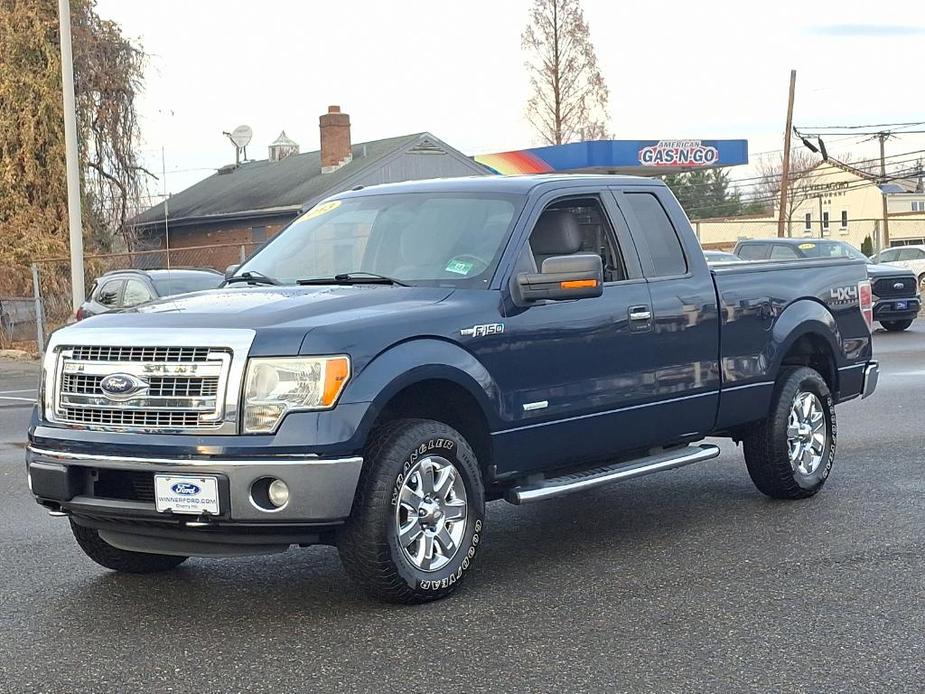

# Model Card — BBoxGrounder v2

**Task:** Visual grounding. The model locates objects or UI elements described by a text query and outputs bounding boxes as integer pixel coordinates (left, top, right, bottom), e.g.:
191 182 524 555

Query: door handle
629 306 652 321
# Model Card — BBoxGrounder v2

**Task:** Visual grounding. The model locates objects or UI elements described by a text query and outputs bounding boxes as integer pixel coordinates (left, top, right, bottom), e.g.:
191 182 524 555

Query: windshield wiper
297 272 409 287
224 271 280 286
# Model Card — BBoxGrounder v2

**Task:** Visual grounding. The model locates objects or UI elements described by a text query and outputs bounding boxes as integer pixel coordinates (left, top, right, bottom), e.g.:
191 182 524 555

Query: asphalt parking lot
0 328 922 693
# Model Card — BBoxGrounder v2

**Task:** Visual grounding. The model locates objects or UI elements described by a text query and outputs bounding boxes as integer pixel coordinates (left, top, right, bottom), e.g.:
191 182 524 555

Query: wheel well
373 379 493 472
781 333 837 395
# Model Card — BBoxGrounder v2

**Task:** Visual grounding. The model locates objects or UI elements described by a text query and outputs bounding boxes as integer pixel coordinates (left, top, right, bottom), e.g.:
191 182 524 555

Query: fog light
268 479 289 508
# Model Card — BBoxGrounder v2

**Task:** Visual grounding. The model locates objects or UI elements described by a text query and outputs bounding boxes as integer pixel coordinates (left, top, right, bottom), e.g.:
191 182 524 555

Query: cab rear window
737 244 769 260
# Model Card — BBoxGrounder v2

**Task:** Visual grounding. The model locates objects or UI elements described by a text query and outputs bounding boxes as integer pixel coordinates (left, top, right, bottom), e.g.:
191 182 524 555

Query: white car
871 245 925 288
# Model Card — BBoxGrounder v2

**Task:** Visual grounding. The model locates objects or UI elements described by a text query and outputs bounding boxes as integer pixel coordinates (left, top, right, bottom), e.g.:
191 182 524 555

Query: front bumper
873 297 920 322
26 445 363 524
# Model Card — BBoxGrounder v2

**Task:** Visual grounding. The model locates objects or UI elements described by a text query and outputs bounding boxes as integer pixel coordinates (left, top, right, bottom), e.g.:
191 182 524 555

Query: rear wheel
742 367 836 499
338 419 485 603
881 319 913 332
70 521 188 573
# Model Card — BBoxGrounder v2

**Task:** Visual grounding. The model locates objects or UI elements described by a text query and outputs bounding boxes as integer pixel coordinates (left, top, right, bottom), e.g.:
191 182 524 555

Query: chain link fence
0 297 39 349
15 242 261 352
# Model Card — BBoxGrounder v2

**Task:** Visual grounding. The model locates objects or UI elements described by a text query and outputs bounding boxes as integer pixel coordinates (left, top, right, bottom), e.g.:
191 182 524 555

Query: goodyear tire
881 320 912 332
70 521 188 573
338 419 485 604
742 367 836 499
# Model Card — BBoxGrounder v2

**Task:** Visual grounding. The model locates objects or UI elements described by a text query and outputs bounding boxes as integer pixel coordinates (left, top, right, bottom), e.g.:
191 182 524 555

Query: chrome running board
505 444 721 505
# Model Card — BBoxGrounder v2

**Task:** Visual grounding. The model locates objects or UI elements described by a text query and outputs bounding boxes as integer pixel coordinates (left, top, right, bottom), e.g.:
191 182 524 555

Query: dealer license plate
894 301 908 310
154 475 220 515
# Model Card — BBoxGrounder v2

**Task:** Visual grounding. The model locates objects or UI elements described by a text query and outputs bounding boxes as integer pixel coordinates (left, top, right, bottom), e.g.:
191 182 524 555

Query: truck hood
71 284 455 331
865 263 915 279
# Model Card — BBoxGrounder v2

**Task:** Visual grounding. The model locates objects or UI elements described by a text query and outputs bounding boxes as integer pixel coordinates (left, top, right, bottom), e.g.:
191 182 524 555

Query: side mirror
224 264 240 280
512 253 603 305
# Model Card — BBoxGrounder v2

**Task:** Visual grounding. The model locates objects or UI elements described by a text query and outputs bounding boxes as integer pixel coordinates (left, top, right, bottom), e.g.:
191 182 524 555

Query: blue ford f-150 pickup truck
27 175 879 603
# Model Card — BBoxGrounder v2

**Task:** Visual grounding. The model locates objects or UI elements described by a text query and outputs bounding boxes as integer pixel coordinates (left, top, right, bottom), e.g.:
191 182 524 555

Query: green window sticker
445 258 475 275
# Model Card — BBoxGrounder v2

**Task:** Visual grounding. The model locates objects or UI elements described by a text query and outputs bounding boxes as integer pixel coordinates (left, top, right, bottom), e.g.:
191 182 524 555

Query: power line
795 120 925 131
670 150 925 194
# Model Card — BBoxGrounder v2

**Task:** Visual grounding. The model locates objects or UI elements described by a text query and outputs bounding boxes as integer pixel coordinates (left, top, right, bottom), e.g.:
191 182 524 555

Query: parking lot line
0 396 35 402
0 389 37 395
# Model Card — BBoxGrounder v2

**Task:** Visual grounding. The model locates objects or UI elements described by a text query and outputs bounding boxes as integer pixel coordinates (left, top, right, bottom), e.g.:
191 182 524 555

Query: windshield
152 274 223 296
796 241 867 261
236 193 523 287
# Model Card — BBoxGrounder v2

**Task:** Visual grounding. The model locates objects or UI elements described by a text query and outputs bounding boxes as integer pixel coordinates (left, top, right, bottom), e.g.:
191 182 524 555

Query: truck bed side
711 258 871 432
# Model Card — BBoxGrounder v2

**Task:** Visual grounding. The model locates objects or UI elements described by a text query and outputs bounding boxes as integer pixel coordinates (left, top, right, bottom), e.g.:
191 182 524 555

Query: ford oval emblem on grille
99 373 144 399
171 482 201 495
893 282 905 290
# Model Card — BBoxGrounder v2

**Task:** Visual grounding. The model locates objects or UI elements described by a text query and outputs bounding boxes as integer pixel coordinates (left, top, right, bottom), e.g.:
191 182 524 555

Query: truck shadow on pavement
39 457 824 631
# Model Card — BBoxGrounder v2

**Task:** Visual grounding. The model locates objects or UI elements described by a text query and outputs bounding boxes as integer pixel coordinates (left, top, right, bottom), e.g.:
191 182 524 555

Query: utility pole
878 132 891 248
777 69 797 238
58 0 85 311
162 147 171 269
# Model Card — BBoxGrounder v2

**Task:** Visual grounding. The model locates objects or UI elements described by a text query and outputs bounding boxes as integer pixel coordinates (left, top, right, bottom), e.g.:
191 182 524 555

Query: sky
94 0 925 203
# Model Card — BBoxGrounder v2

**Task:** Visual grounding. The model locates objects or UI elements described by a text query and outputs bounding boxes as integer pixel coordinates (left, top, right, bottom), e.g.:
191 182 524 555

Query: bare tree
522 0 610 145
72 3 152 251
753 149 820 230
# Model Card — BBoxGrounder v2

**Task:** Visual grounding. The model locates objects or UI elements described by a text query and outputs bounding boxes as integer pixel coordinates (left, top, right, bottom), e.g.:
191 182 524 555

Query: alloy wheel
786 391 827 475
394 456 468 572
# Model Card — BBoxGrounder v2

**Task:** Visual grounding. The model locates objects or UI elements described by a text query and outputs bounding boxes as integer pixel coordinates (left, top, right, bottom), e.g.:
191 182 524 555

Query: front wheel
338 419 485 603
881 319 913 332
742 367 836 499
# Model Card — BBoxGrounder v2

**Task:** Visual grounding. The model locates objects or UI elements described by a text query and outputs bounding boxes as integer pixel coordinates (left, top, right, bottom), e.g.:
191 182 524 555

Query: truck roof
329 173 666 201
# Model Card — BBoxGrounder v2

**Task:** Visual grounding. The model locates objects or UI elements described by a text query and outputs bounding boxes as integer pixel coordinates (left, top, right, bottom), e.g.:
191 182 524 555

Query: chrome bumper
26 446 363 523
861 361 879 400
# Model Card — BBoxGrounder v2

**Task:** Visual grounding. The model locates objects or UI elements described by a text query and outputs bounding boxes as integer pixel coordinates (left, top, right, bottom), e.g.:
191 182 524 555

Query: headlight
242 356 350 434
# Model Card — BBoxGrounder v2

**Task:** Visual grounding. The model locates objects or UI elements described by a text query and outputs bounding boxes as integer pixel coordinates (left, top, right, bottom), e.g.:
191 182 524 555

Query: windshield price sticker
299 200 341 221
446 259 475 275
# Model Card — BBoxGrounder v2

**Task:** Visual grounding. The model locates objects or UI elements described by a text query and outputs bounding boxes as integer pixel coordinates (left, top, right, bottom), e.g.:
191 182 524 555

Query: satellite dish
229 125 253 149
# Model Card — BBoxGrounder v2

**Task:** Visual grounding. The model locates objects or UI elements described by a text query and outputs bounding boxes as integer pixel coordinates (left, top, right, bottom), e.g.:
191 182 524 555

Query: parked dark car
29 175 878 603
733 238 920 332
75 268 224 320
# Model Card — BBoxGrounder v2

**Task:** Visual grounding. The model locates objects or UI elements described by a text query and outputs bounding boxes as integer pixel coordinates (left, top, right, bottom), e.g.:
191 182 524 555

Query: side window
622 193 687 277
96 280 123 307
122 279 153 307
737 243 769 261
898 248 925 261
251 226 267 244
770 245 800 259
525 196 627 282
878 249 900 262
804 213 812 232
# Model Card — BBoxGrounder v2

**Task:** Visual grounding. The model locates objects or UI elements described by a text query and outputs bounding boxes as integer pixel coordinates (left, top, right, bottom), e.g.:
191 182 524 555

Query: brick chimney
319 105 352 173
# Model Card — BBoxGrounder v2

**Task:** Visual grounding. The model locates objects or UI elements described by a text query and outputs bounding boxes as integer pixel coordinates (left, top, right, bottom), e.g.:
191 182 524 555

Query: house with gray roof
131 106 489 264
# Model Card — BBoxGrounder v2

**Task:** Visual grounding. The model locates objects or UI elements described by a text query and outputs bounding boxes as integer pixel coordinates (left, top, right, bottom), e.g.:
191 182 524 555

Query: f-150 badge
460 323 504 338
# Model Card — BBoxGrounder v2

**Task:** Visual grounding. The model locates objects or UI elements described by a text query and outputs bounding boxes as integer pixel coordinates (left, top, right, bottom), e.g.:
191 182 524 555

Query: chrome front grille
68 346 212 362
60 373 220 398
60 408 202 428
52 344 232 433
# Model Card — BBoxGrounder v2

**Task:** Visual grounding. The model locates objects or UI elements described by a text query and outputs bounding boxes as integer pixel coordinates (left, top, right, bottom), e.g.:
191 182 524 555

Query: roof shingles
134 133 423 226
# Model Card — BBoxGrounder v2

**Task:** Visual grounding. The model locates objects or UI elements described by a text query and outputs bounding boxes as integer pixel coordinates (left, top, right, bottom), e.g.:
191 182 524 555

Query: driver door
489 192 662 477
